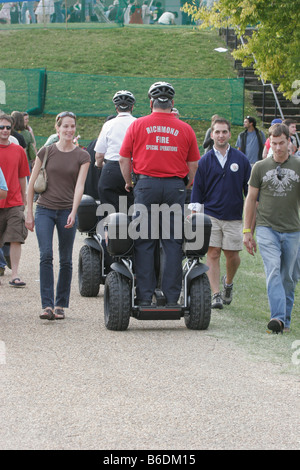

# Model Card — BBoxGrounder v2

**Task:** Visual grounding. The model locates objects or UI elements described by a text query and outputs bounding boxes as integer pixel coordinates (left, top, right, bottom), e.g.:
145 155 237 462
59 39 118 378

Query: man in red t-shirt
119 82 200 306
0 114 30 287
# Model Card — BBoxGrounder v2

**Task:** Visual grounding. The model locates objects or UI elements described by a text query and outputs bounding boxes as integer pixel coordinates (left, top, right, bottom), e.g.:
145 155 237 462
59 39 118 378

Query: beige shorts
209 216 243 251
0 206 28 246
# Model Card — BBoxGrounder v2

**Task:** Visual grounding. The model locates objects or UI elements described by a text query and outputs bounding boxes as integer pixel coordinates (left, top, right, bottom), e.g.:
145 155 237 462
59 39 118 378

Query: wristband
243 228 252 234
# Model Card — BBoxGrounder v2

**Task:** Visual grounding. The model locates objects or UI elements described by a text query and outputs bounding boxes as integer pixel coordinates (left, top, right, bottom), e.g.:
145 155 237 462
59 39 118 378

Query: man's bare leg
206 246 224 309
221 249 241 304
223 249 241 285
9 242 26 286
206 246 222 294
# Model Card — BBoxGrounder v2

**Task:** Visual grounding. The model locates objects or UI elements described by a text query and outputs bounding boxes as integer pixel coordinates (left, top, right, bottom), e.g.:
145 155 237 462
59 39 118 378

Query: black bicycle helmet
148 82 175 101
112 90 136 108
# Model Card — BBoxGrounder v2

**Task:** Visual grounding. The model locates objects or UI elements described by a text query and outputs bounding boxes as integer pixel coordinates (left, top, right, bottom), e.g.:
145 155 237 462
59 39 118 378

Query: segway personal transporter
103 211 212 331
77 195 106 297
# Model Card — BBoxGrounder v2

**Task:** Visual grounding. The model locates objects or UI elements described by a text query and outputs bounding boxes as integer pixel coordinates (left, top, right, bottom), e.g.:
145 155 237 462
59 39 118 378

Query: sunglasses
0 125 12 130
56 111 76 122
276 165 282 181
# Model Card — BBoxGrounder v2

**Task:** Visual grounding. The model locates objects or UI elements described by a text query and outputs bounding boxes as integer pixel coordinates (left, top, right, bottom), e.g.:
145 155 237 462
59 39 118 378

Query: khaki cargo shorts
0 206 28 246
209 216 243 251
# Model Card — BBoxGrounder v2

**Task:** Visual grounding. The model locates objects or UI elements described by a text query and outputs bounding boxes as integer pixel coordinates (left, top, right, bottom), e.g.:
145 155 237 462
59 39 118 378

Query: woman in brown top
26 112 90 320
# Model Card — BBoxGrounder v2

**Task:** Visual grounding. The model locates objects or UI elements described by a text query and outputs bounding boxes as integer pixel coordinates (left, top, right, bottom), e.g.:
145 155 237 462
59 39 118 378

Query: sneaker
0 267 5 276
267 318 283 334
211 292 223 309
221 275 233 305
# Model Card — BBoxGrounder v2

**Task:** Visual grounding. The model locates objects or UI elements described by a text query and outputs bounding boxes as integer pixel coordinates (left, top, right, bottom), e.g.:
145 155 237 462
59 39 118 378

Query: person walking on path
11 111 36 171
0 114 30 288
23 112 37 154
262 118 282 159
236 115 265 165
243 123 300 334
202 114 220 153
283 118 298 156
25 111 90 321
0 167 8 279
190 117 251 309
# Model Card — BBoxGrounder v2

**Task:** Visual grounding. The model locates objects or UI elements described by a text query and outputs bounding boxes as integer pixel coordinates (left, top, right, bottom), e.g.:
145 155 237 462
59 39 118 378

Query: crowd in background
0 103 299 331
0 0 201 25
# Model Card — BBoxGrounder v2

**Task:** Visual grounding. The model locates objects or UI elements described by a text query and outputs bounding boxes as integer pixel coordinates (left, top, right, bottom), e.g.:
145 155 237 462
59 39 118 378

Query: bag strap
40 146 49 170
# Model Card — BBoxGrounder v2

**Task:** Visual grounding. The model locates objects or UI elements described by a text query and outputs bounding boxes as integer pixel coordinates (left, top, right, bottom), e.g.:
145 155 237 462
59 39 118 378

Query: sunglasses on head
0 125 12 130
56 111 76 122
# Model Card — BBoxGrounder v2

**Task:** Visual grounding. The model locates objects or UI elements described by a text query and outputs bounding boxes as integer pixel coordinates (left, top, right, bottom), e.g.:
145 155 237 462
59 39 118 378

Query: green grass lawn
1 26 259 146
1 24 298 372
207 248 300 375
2 27 236 76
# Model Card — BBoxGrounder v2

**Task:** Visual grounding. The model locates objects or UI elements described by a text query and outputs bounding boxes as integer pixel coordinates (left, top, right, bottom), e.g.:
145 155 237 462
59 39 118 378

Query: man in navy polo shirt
190 117 251 309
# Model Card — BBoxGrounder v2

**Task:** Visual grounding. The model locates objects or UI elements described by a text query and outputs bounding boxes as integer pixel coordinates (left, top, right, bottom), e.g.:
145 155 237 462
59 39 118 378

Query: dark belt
137 174 182 180
104 159 120 164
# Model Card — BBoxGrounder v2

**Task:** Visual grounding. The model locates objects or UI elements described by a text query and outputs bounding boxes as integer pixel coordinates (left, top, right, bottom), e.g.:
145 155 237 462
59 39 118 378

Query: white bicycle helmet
112 90 136 108
148 82 175 101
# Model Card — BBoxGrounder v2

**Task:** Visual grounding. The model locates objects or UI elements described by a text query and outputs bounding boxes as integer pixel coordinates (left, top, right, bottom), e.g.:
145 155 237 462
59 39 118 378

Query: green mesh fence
0 68 244 125
34 135 91 149
45 72 244 124
0 68 46 115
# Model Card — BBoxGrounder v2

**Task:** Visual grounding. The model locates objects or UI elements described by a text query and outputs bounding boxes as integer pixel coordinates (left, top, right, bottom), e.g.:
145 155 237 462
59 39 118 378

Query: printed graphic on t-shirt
262 168 300 196
145 125 179 136
145 126 179 152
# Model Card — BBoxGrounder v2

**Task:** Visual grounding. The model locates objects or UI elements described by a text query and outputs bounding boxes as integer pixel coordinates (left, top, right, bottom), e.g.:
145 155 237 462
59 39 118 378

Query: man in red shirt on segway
119 82 200 307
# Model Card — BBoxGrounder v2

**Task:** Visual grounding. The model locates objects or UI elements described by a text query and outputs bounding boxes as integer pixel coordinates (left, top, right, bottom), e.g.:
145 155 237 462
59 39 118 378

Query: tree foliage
182 0 300 100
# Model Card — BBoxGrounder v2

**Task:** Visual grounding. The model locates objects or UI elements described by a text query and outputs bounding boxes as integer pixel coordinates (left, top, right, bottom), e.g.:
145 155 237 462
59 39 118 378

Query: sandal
40 307 55 321
54 308 65 320
9 277 26 288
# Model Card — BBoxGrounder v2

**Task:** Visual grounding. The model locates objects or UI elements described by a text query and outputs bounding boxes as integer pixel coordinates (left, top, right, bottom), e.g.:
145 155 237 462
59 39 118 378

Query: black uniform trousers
98 160 134 271
133 176 186 304
98 160 134 213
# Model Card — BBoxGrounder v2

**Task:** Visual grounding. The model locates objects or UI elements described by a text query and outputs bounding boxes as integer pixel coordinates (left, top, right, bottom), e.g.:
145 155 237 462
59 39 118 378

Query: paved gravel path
0 230 299 450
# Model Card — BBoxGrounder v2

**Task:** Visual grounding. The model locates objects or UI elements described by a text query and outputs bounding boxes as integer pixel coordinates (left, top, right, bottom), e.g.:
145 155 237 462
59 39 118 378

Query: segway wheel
78 244 101 297
104 271 131 331
185 273 211 330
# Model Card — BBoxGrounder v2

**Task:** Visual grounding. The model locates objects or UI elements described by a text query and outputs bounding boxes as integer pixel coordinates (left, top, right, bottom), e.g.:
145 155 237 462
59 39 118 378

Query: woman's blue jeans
35 206 77 310
0 245 10 268
256 226 300 328
0 248 6 268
